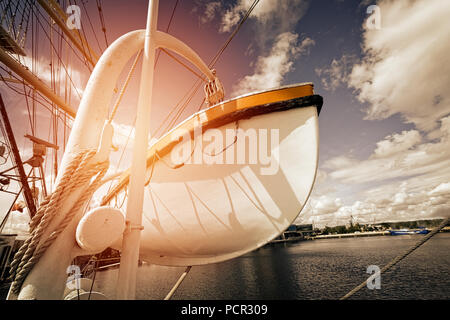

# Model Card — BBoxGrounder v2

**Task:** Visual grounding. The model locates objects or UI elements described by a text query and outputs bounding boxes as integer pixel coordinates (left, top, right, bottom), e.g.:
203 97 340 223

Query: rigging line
0 2 6 25
102 49 142 192
105 0 261 200
154 137 196 170
14 0 33 46
189 0 260 115
340 217 449 300
11 0 33 47
33 1 92 72
16 0 27 44
31 7 84 100
33 5 91 72
12 0 21 38
157 0 260 135
153 0 259 138
167 83 201 129
162 77 204 134
56 7 65 98
160 48 205 81
0 71 73 130
164 266 191 300
202 121 239 157
159 83 201 137
117 186 127 209
21 0 33 47
4 1 14 35
88 259 98 300
106 116 136 195
80 0 103 54
209 0 260 68
22 81 35 135
71 0 94 72
96 0 109 48
144 153 156 186
0 68 52 113
151 80 199 138
108 49 143 122
33 5 37 132
155 0 180 67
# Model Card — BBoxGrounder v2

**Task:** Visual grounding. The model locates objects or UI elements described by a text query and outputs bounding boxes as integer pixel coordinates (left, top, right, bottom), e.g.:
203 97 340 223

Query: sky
1 0 449 234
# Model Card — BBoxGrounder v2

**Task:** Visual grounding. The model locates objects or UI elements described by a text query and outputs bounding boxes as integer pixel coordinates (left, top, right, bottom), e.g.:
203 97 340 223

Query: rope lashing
204 70 224 107
9 149 109 295
340 217 449 300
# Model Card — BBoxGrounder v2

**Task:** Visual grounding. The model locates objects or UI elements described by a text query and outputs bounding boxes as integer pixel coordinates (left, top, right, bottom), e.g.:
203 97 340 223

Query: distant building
295 224 315 238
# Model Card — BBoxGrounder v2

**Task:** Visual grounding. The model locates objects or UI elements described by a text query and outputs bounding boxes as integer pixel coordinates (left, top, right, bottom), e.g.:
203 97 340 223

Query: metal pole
115 0 158 300
0 94 37 218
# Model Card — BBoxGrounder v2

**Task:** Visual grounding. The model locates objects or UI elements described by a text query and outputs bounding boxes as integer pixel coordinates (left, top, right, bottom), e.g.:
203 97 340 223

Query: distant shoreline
266 226 450 245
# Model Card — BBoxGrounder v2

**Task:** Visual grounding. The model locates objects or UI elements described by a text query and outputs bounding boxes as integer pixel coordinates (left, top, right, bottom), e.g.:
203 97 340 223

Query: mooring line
340 217 449 300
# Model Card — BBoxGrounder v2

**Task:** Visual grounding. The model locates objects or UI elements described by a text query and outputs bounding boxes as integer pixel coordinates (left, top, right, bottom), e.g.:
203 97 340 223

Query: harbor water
93 233 450 300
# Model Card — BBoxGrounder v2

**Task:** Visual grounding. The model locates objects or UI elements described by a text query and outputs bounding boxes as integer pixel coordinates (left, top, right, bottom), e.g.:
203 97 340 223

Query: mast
115 0 158 300
0 94 36 218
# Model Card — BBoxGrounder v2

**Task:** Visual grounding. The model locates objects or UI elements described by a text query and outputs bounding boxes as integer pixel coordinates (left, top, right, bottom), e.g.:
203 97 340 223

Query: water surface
94 233 450 300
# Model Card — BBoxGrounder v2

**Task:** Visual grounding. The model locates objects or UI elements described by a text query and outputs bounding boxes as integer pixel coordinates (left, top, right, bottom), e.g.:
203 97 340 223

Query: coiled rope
340 217 449 300
9 149 109 295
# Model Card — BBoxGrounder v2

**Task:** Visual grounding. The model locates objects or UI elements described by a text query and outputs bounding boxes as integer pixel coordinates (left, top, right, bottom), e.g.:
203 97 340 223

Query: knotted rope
9 149 109 295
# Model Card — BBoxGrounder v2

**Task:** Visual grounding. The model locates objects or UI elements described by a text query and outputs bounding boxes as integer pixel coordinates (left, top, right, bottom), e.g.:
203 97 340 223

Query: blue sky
1 0 450 233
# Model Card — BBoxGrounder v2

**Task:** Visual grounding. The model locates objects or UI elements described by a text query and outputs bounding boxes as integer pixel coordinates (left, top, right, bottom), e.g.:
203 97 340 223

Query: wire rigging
31 5 84 100
80 0 103 54
154 0 179 67
154 0 260 138
96 0 109 48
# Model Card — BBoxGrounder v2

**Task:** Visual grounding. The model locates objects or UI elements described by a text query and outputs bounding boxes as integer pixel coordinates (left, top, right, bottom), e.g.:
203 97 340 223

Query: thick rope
9 151 89 276
9 149 109 295
340 217 449 300
164 266 192 300
9 151 95 276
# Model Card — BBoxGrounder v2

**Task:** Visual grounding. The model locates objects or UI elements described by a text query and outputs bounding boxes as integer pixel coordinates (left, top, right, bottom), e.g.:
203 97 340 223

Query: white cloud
312 195 342 216
199 1 222 24
373 130 421 158
315 55 357 92
309 114 450 226
220 0 309 36
19 55 86 102
1 207 30 237
429 183 450 196
324 116 450 186
300 178 450 227
219 1 312 97
232 33 314 96
348 0 450 132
